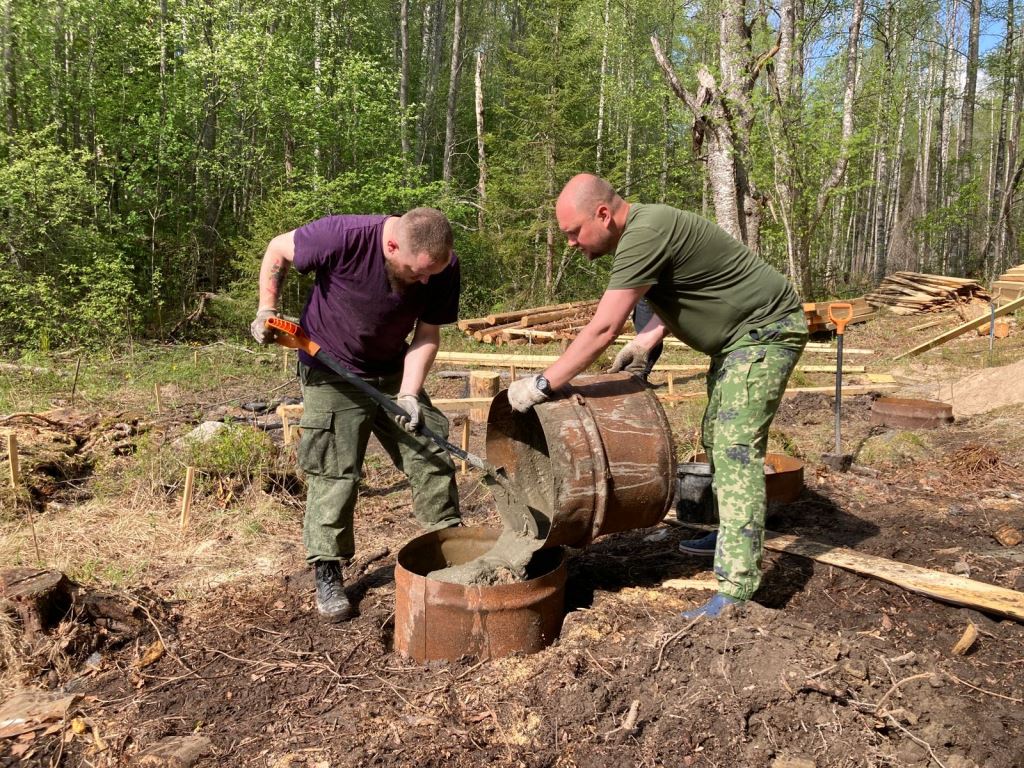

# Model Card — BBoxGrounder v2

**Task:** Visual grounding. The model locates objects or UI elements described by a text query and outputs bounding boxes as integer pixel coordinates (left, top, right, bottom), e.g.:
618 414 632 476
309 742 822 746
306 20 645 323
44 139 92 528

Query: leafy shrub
0 131 140 351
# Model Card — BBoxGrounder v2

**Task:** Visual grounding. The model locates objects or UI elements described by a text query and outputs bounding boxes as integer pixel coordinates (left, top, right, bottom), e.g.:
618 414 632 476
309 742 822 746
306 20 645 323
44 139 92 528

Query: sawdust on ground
921 357 1024 417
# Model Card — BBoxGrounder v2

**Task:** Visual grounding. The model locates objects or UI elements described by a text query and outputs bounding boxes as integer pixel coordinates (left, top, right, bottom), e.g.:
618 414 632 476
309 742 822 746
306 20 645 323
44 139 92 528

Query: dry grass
0 482 301 600
0 608 27 697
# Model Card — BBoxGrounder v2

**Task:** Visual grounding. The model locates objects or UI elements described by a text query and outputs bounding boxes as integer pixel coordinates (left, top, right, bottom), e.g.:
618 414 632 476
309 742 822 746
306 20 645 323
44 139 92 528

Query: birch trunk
400 0 410 164
596 0 610 174
441 0 464 186
475 49 486 229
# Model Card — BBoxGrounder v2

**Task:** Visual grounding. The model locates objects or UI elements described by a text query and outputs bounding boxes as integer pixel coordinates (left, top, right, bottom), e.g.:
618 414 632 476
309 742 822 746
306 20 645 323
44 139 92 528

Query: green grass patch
858 430 932 466
0 341 290 413
123 422 279 498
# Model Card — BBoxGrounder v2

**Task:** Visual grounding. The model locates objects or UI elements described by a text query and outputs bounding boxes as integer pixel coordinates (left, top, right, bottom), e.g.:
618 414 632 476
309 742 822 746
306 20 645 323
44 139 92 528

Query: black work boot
313 560 353 623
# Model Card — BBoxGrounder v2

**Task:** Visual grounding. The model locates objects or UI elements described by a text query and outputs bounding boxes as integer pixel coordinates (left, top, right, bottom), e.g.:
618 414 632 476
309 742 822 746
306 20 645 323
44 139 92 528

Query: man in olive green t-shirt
508 173 808 620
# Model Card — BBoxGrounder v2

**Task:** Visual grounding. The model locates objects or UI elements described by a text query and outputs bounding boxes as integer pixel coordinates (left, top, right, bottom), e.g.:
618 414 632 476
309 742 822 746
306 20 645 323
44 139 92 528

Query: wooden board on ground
762 531 1024 623
669 522 1024 622
893 294 1024 359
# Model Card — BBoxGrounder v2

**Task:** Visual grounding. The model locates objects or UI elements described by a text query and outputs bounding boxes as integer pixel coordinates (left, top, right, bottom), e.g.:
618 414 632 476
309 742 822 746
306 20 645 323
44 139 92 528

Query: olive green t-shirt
607 204 802 355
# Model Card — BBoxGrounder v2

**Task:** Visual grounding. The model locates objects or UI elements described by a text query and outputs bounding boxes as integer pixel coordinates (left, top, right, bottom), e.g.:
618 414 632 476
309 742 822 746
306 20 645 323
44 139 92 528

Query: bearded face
384 256 414 295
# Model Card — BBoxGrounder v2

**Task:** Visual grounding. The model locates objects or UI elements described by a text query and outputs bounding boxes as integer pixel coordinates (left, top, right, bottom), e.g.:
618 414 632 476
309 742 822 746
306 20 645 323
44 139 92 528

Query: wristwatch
535 375 554 397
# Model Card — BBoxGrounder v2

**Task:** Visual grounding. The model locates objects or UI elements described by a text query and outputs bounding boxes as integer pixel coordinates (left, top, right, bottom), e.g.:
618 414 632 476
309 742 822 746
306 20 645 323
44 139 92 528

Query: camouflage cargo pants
702 310 808 600
297 363 460 564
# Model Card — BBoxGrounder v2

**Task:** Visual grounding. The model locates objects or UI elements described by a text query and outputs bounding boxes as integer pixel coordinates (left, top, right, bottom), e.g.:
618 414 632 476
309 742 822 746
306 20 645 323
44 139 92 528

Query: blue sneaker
680 593 742 620
677 530 718 556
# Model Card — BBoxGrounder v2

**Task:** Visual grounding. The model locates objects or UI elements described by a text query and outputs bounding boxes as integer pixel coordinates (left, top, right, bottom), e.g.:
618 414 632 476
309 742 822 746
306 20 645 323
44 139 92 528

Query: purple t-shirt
292 214 460 377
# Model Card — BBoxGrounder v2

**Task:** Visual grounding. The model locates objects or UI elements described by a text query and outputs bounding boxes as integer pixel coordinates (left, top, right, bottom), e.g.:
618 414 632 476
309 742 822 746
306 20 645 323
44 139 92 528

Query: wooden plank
437 351 562 366
762 531 1024 623
865 373 897 384
893 294 1024 359
784 383 898 396
907 316 952 333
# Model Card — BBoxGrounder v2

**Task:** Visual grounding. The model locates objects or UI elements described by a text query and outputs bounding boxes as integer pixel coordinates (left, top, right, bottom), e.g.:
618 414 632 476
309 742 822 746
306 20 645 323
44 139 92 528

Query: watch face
536 375 552 395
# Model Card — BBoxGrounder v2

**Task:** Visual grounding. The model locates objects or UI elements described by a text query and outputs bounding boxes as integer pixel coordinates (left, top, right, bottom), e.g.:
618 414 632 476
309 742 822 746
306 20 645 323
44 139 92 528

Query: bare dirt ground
2 312 1024 768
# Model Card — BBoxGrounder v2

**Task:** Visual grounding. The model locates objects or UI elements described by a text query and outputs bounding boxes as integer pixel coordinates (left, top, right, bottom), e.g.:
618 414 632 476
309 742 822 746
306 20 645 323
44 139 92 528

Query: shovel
266 317 538 535
822 302 854 471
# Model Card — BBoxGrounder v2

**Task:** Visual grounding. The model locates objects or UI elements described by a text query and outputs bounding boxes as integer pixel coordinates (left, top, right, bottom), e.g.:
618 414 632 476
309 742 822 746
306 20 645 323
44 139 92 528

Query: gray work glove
610 339 652 376
394 393 422 433
250 308 280 345
507 375 551 414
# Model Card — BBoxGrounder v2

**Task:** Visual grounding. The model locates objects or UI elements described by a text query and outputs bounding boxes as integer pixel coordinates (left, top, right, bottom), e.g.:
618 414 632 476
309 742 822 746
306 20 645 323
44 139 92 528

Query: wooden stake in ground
6 432 19 488
469 371 501 423
154 383 163 415
70 355 82 407
179 467 196 530
460 418 471 475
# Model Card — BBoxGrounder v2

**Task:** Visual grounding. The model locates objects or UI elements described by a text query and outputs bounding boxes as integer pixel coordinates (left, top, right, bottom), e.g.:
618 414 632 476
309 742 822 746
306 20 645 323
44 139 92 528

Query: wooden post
460 418 471 475
180 467 196 530
154 384 163 415
469 371 501 423
193 350 199 366
6 432 20 487
281 411 292 445
70 355 82 407
509 364 517 381
282 347 289 373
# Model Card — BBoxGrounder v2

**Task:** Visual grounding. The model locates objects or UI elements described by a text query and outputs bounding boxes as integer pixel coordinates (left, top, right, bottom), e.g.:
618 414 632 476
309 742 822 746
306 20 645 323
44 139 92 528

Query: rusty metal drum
394 527 566 662
870 397 954 429
486 373 676 548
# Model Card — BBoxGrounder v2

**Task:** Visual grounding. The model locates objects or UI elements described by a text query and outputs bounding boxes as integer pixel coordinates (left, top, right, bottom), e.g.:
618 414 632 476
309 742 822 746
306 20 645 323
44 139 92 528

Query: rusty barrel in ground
870 397 954 429
394 527 566 662
486 373 676 548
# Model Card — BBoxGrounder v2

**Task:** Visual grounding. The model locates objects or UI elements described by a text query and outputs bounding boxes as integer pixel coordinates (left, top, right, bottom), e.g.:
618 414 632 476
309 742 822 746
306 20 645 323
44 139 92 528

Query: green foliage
0 132 141 350
132 424 278 498
0 0 1010 343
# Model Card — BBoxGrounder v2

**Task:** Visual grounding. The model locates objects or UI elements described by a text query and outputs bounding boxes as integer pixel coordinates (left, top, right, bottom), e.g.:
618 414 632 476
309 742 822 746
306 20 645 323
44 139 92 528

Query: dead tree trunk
651 0 777 249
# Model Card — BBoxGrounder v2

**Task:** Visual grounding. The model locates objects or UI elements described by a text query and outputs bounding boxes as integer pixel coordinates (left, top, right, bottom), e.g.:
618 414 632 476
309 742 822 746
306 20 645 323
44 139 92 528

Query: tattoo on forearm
269 261 286 294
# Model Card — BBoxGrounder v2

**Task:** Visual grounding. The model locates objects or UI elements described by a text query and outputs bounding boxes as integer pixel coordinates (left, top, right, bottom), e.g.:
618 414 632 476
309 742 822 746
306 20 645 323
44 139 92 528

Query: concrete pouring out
428 375 678 585
426 527 544 585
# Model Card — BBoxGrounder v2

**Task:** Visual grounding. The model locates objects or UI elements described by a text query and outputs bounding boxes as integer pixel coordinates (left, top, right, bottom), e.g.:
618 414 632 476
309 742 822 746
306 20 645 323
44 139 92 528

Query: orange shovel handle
827 302 854 335
267 316 321 356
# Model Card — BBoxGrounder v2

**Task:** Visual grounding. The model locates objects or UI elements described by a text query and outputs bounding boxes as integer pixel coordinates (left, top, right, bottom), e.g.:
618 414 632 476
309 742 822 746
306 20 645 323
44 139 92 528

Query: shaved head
554 174 629 260
557 173 620 217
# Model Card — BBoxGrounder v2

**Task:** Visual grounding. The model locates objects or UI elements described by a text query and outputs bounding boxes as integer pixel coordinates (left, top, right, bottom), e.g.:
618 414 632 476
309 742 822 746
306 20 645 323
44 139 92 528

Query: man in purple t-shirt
250 208 461 623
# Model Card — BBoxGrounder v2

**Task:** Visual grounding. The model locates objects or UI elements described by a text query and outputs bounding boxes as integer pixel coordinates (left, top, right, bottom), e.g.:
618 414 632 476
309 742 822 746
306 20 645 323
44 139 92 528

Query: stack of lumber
456 300 600 346
992 264 1024 305
802 297 877 333
865 271 990 315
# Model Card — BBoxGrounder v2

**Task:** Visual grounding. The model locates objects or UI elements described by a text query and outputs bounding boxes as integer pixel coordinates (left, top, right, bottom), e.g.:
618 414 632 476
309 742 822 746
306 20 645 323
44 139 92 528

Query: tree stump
0 568 74 641
469 371 501 423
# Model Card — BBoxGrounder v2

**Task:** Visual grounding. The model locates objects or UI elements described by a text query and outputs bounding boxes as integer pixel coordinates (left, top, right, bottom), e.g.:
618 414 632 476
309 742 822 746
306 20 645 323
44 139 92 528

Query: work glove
610 339 652 376
507 375 551 414
250 308 280 345
394 393 422 433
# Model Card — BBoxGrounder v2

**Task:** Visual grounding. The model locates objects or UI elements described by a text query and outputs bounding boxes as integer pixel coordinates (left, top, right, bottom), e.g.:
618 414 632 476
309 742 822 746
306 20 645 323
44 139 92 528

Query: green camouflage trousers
297 363 460 564
702 309 808 600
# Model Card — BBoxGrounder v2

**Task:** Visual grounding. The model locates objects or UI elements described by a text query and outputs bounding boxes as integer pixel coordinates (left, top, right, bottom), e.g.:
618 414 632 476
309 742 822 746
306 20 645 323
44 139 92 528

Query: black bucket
675 462 716 523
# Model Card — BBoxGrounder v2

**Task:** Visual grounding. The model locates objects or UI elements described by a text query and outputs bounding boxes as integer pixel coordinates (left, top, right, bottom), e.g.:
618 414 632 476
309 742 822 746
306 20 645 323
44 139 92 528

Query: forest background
0 0 1019 350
